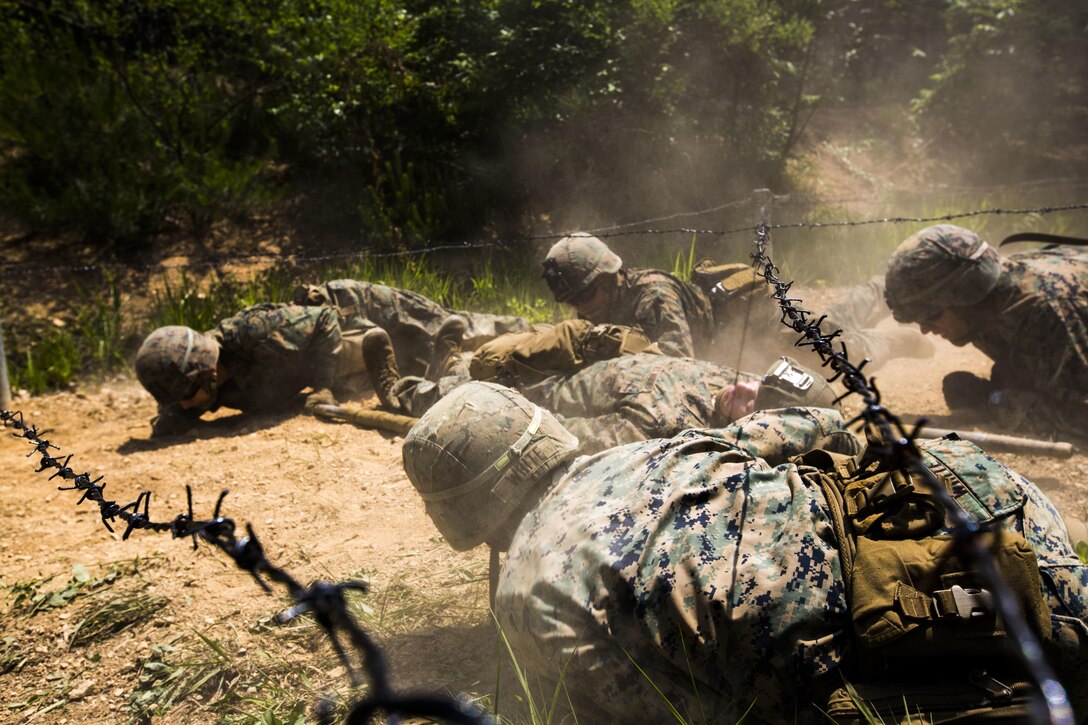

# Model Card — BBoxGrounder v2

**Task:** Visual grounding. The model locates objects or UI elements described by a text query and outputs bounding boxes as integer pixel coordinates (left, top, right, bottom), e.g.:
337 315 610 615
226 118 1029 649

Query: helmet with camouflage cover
291 284 332 307
542 232 622 302
884 225 1002 323
401 381 579 550
135 326 219 406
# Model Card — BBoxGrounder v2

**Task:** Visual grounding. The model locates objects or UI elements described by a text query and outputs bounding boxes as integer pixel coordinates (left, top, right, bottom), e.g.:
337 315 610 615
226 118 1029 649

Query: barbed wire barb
0 408 494 724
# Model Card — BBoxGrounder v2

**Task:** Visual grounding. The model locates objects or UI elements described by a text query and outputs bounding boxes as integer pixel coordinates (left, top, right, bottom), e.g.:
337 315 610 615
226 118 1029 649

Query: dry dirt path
0 330 1085 723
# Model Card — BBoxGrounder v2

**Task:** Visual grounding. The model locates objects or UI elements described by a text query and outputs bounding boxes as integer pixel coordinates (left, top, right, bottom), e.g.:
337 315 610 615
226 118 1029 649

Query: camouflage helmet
401 381 579 550
291 284 332 307
542 232 622 302
134 326 219 406
884 225 1002 323
754 357 839 411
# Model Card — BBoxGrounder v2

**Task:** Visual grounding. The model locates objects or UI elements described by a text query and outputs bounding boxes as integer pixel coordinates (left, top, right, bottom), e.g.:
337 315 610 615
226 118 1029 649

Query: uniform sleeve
712 407 861 465
824 275 888 330
304 306 343 391
633 285 694 357
990 296 1088 436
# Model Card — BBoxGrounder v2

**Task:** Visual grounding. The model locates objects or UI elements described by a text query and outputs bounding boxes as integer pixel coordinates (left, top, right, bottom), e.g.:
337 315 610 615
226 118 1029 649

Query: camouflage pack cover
401 381 579 550
541 232 623 302
135 326 219 405
495 407 862 723
884 224 1002 323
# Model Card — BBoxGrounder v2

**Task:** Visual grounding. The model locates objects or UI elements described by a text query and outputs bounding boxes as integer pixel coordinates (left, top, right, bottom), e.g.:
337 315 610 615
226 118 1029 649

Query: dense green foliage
1 0 1084 245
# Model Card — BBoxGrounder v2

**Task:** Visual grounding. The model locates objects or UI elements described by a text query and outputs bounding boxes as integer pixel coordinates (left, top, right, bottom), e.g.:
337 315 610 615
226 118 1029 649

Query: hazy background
1 0 1084 252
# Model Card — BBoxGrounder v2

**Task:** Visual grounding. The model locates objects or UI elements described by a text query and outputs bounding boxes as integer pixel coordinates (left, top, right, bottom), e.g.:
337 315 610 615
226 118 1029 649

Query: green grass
2 189 1084 396
68 591 169 648
5 557 156 617
0 636 28 675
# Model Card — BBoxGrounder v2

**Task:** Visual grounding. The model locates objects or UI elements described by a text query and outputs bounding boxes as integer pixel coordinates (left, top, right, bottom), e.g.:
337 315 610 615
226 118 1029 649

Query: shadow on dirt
380 621 543 721
116 411 297 453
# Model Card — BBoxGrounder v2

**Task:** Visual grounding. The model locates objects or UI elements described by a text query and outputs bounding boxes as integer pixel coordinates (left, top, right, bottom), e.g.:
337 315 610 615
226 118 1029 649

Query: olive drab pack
794 435 1063 722
691 260 766 309
468 319 660 386
690 259 782 354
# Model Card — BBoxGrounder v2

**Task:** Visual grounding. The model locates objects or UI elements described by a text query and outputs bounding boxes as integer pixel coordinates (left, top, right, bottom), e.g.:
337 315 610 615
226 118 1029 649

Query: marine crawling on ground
885 223 1088 438
400 381 1088 724
135 303 367 437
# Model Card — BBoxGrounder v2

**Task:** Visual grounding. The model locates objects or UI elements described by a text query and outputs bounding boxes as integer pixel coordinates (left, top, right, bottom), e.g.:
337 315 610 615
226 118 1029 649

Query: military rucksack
793 434 1080 722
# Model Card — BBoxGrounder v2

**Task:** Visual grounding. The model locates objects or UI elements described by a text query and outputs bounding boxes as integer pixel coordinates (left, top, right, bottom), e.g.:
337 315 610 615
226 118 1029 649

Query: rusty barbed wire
0 200 1085 278
0 408 493 725
746 207 1074 725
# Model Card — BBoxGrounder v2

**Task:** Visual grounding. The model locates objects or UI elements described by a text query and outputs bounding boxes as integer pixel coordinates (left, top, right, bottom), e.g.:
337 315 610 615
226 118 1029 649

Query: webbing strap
419 405 544 502
180 328 195 370
897 582 995 621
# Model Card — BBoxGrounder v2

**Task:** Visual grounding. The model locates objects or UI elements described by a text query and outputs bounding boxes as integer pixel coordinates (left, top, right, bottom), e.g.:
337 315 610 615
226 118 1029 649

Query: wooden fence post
0 319 12 409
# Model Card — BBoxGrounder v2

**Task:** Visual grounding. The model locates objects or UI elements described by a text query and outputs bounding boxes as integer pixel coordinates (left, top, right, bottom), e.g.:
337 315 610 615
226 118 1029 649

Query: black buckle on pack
934 585 994 620
969 671 1014 703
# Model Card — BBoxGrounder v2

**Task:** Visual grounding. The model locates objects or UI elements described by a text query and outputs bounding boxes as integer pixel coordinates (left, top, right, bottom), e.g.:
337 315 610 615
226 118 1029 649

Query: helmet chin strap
180 328 195 370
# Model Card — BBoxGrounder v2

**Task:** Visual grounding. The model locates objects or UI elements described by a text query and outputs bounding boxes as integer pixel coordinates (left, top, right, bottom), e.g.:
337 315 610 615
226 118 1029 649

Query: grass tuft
0 636 29 675
68 591 169 648
5 557 156 616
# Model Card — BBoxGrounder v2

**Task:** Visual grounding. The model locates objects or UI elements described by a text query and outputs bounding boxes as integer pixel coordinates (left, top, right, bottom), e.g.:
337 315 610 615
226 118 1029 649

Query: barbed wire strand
0 409 493 725
586 176 1088 232
746 202 1074 725
1 201 1085 279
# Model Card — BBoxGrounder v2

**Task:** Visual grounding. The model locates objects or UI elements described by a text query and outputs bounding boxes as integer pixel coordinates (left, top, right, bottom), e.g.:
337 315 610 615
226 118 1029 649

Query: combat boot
362 328 402 410
426 314 467 381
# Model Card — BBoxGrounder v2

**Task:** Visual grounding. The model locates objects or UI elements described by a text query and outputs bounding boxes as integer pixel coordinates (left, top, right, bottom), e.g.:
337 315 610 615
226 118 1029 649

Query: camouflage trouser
711 275 924 371
389 355 473 417
347 309 534 378
822 275 894 366
328 287 534 376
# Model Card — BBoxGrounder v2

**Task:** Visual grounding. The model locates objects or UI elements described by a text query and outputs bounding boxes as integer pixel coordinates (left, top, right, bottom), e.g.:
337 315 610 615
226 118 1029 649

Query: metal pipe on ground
917 426 1074 459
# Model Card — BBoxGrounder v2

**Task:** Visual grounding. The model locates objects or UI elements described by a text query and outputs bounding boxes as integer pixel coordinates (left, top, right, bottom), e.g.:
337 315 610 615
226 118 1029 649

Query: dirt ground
1 307 1086 724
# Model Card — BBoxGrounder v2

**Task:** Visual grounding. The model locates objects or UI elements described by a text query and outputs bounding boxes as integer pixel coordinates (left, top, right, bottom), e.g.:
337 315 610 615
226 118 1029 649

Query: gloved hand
304 387 338 414
150 405 201 438
942 371 997 410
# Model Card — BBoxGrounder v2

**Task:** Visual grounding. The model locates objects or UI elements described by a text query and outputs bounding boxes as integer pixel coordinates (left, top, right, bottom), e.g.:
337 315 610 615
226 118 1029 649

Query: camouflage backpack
794 434 1084 722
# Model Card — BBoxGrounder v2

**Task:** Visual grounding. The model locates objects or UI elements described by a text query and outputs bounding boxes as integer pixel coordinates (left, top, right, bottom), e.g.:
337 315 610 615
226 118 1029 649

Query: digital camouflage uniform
389 350 839 454
518 354 758 454
495 409 1088 723
150 303 344 437
961 246 1088 436
293 279 535 376
886 225 1088 437
543 235 914 369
